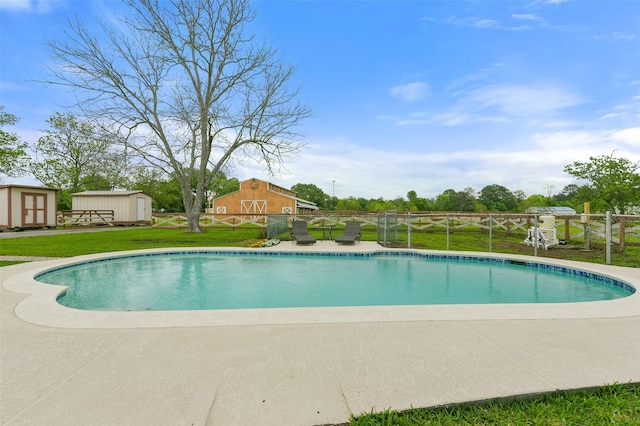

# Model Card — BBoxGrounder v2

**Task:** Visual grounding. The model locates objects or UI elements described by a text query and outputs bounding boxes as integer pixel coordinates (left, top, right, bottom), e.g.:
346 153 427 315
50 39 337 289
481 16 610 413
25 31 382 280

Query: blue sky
1 0 639 200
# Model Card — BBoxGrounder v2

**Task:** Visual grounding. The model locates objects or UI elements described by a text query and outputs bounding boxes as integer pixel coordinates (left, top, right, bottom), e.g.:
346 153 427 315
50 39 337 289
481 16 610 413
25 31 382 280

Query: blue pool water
35 252 634 311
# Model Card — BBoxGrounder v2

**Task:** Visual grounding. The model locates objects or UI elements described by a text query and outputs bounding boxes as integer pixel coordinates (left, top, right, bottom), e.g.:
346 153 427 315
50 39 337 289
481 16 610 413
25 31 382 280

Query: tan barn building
0 184 59 229
210 178 318 219
72 191 153 225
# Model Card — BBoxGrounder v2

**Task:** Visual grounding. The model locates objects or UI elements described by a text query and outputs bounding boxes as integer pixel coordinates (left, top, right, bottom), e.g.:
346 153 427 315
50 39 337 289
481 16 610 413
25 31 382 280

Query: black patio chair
291 220 316 244
335 221 361 245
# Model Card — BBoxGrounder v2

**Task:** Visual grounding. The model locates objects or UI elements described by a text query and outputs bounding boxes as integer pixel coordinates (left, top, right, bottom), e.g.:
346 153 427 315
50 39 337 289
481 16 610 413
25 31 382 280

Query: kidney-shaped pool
35 251 634 311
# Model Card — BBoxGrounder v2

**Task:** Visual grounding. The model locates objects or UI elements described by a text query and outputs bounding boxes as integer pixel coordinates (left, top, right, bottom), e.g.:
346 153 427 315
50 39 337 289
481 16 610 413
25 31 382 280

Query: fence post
446 215 450 251
489 214 492 253
407 212 411 248
534 215 538 257
619 217 626 252
605 211 612 265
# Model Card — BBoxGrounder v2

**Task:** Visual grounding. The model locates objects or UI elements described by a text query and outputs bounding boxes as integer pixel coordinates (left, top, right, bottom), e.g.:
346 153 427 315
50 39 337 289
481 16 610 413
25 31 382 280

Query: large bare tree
46 0 311 232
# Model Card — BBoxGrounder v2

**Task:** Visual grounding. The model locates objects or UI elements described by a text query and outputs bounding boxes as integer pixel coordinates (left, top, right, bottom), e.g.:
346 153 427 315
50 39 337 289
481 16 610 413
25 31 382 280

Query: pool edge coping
3 245 640 329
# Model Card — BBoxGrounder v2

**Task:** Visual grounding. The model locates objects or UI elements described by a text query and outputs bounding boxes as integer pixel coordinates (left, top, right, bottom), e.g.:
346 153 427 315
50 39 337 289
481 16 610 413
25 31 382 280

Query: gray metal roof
525 206 576 215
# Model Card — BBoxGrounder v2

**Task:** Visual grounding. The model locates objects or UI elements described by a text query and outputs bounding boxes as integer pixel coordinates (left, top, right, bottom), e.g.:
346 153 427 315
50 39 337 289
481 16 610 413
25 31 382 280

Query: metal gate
267 214 289 239
377 211 398 247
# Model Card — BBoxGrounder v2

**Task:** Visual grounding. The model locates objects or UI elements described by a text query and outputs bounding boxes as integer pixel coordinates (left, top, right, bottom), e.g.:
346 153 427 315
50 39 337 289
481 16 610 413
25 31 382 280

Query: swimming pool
5 246 639 328
35 251 633 311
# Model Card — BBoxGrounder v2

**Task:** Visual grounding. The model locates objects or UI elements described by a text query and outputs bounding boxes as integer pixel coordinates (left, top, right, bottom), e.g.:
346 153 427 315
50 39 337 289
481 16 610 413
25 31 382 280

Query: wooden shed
0 184 59 229
72 191 153 225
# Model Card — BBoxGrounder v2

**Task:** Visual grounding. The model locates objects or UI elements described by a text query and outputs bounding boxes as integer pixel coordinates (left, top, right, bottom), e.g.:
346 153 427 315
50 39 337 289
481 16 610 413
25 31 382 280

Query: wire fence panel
151 212 640 263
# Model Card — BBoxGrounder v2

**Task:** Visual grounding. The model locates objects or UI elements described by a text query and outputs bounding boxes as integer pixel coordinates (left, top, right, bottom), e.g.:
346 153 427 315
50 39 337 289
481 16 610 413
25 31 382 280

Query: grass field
347 383 640 425
5 224 638 267
1 226 638 425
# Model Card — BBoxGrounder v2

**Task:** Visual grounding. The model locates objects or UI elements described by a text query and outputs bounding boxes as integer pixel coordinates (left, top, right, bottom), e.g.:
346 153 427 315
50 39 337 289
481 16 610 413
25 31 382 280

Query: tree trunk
186 207 201 233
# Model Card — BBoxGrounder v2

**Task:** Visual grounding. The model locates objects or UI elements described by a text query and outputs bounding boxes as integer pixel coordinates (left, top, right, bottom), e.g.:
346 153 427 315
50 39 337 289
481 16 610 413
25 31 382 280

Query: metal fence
152 211 640 264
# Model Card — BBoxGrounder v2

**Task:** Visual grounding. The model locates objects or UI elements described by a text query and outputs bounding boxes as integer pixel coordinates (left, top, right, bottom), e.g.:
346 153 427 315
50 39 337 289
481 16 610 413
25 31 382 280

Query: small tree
45 0 311 232
564 153 640 214
0 106 29 179
30 112 130 196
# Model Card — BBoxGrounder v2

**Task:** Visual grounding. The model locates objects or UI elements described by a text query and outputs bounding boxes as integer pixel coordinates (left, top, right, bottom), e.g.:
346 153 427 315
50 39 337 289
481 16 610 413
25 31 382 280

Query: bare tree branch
44 0 310 231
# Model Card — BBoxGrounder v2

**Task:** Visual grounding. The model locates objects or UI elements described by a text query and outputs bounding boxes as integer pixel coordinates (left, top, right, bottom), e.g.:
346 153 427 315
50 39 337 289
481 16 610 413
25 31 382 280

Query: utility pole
544 184 555 198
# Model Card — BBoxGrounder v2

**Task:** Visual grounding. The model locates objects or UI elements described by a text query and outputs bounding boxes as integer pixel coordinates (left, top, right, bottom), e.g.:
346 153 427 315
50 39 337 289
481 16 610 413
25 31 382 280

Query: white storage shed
0 184 59 229
72 191 153 225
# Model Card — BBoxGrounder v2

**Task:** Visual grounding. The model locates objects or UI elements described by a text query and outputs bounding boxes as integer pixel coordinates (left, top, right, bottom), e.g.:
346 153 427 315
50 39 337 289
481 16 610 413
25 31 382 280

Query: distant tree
210 174 239 198
513 190 527 203
479 184 518 211
391 196 409 211
434 189 454 211
0 106 29 178
406 190 434 211
325 196 338 210
368 198 394 212
81 173 114 191
336 197 363 211
415 197 436 211
155 179 186 212
519 194 550 211
30 113 130 193
46 0 311 232
291 183 327 208
449 190 476 211
130 167 166 209
564 153 640 214
462 187 476 198
554 184 580 204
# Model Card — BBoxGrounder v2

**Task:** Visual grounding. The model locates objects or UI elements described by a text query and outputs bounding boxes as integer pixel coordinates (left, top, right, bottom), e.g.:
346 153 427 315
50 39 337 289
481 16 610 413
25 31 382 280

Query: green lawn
348 383 640 425
1 226 638 425
1 226 638 267
0 227 265 257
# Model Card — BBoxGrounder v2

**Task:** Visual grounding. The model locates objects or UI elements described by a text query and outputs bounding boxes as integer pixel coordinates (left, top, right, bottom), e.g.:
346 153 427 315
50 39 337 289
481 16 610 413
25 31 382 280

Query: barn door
240 200 267 222
22 193 46 226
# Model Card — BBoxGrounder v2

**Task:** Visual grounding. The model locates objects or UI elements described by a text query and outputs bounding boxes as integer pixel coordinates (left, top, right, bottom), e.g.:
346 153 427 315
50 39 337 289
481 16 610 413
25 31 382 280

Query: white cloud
532 130 604 150
460 83 584 117
600 113 621 120
594 32 636 41
234 135 600 199
512 14 542 22
390 82 584 128
610 127 640 147
0 0 55 12
389 82 430 102
0 0 30 10
446 16 533 31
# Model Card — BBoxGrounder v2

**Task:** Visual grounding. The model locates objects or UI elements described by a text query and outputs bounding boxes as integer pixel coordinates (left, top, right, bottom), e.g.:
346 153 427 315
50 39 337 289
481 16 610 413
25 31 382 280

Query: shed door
22 193 46 226
137 197 146 221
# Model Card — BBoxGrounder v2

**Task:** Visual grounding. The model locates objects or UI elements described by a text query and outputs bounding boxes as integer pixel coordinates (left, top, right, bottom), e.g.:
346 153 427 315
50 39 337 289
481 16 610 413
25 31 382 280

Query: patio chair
335 221 361 244
291 220 316 244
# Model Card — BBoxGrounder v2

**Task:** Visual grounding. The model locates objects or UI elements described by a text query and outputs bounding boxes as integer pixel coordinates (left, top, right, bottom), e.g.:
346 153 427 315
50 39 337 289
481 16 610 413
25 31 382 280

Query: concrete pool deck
2 241 640 425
